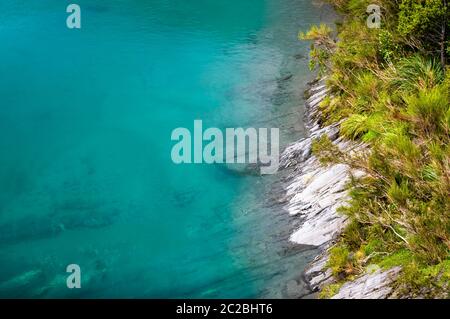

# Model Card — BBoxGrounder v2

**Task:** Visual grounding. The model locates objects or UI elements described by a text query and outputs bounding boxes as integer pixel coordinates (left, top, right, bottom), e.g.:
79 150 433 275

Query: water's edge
276 78 401 299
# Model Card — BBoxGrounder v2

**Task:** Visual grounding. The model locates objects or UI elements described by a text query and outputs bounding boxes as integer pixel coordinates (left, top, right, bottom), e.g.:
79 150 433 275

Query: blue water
0 0 334 298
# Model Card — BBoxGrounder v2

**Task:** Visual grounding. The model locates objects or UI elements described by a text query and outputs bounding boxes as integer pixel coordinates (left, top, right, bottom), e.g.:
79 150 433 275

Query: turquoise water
0 0 333 298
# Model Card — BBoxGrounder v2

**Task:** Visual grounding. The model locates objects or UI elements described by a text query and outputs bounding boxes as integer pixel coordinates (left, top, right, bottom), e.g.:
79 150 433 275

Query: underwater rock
0 206 120 245
0 269 48 298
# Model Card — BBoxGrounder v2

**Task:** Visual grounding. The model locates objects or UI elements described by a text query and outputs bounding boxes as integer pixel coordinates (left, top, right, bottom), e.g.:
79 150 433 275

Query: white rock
290 206 348 246
280 79 400 299
332 267 401 299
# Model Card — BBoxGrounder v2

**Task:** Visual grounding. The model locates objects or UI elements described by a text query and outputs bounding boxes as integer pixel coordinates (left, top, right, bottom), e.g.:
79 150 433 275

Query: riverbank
279 79 401 298
282 0 449 299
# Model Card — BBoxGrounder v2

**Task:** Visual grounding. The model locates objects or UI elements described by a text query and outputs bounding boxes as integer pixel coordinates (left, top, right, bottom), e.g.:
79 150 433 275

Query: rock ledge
280 79 401 298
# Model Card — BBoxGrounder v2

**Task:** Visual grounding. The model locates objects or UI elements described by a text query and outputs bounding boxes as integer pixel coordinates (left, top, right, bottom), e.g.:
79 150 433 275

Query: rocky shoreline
279 79 401 299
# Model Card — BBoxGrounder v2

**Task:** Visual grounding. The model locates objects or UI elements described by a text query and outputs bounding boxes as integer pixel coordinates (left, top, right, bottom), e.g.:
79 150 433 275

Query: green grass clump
378 250 414 269
311 135 343 165
319 283 344 299
395 259 450 298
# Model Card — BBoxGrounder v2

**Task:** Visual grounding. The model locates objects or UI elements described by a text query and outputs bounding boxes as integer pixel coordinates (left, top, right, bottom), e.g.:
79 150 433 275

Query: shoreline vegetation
293 0 449 298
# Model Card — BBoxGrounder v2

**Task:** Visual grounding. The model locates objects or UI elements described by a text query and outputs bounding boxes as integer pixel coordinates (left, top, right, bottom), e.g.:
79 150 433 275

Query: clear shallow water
0 0 334 298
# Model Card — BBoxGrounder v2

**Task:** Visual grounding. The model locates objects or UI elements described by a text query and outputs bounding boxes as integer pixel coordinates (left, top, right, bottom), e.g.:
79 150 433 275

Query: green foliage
387 180 411 204
299 24 333 41
378 30 399 62
308 47 331 72
397 0 449 65
299 24 335 73
319 283 343 299
404 85 449 135
301 0 450 298
379 250 414 269
362 238 383 255
328 245 353 277
392 55 445 93
318 95 351 124
341 114 369 139
311 135 343 164
395 259 450 298
381 130 420 159
397 0 447 38
346 0 373 12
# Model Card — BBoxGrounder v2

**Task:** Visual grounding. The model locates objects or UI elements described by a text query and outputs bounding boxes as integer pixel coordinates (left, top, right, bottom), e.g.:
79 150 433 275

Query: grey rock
304 252 334 291
280 79 399 299
332 267 402 299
